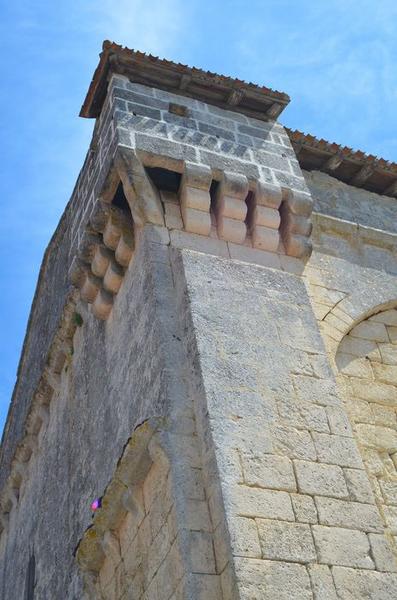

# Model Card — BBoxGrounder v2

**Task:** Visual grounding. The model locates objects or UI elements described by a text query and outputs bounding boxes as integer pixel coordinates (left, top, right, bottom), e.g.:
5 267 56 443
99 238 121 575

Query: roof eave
80 41 290 121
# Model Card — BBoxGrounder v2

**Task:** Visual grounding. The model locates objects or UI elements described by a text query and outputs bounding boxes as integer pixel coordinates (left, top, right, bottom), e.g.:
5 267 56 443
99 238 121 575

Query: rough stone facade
1 42 397 599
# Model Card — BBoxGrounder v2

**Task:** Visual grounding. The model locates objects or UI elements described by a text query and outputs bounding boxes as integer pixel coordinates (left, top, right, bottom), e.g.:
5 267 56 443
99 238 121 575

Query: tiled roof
81 41 290 122
287 129 397 198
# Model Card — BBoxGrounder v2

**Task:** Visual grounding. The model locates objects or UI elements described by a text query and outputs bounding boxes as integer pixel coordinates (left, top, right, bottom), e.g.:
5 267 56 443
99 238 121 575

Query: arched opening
336 307 397 541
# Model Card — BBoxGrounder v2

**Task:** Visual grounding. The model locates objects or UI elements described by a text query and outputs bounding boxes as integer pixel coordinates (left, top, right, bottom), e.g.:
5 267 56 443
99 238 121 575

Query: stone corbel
114 146 164 227
279 188 313 258
214 171 249 243
179 162 212 236
249 180 282 252
70 202 136 320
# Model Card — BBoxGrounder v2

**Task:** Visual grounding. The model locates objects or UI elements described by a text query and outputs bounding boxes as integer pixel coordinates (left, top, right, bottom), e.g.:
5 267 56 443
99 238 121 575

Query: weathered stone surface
234 557 313 600
294 460 348 498
257 519 316 563
312 525 374 569
242 454 296 492
315 497 383 532
368 533 397 572
332 566 397 599
308 564 338 600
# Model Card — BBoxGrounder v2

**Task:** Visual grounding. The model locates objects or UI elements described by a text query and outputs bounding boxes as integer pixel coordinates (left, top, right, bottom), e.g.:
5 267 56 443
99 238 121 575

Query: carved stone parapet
215 171 249 243
179 162 212 236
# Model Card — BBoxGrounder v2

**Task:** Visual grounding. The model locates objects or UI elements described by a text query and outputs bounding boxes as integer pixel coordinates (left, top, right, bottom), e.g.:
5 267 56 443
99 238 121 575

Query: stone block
180 186 211 212
230 484 295 521
308 564 338 600
170 230 229 258
234 557 312 600
80 271 101 304
379 480 397 506
372 362 397 385
190 574 222 600
291 493 318 523
103 260 124 294
368 533 397 572
200 149 260 182
292 375 341 408
326 406 353 437
91 244 114 278
343 468 374 503
136 132 198 166
187 531 216 574
164 201 183 230
115 231 134 267
312 525 373 569
217 216 247 244
273 425 317 460
251 225 280 252
282 232 312 259
338 337 380 359
355 423 397 453
229 516 261 558
284 189 313 217
315 497 383 532
372 404 396 428
257 519 316 563
255 180 283 209
227 243 282 269
336 353 374 378
182 207 212 236
143 224 170 245
332 566 397 599
294 460 348 498
242 454 296 492
379 344 397 365
212 520 230 574
384 506 397 534
312 432 363 468
370 310 397 326
182 499 212 532
350 321 389 343
277 397 329 434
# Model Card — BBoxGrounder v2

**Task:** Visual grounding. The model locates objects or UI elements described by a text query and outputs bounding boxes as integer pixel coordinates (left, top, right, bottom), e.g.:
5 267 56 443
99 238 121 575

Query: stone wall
0 233 198 598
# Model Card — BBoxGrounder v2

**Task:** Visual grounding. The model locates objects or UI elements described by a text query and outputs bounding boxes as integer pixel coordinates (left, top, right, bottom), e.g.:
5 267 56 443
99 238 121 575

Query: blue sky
1 0 397 432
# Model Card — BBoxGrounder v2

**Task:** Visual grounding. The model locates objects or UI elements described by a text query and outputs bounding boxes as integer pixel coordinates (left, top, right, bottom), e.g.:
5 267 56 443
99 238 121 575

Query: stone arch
321 283 397 348
335 306 397 546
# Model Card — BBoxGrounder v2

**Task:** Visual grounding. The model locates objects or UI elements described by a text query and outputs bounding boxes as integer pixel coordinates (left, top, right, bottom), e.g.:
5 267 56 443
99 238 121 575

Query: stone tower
1 41 397 599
